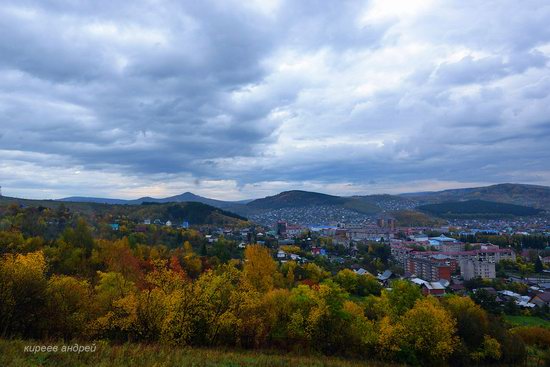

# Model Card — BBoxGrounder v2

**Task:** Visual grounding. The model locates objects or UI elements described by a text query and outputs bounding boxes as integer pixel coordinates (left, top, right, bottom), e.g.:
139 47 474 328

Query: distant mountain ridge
401 183 550 210
57 183 550 215
60 192 252 209
418 199 544 218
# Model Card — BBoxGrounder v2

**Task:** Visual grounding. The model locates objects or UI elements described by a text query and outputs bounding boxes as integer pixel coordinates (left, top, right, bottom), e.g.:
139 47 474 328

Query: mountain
242 190 380 214
417 199 544 218
401 183 550 211
131 202 247 224
59 192 251 209
246 190 346 209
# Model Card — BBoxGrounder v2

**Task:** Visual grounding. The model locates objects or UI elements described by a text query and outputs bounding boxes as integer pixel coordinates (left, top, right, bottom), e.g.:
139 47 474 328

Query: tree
334 269 358 294
63 218 94 256
381 280 422 318
94 271 137 314
443 295 488 349
398 297 457 364
242 245 278 293
471 335 501 362
357 274 382 297
0 251 47 338
44 275 93 339
471 289 500 313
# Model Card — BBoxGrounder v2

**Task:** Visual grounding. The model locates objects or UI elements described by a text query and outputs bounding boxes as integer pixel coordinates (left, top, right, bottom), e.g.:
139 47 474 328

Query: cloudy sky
1 0 550 200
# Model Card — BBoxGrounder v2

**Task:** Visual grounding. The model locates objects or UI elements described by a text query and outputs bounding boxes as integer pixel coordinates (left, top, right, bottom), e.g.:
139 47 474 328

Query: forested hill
243 190 380 214
402 183 550 210
134 202 247 224
418 199 544 218
0 196 247 226
246 190 346 209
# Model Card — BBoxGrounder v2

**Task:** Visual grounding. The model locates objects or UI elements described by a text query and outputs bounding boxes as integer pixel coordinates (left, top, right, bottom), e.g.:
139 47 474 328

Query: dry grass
0 339 396 367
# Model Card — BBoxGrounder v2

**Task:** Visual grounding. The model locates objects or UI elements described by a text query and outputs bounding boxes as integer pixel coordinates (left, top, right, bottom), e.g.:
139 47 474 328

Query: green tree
381 280 422 318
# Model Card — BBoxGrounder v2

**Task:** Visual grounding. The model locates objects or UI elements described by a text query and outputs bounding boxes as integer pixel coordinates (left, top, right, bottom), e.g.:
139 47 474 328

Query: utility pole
0 185 2 197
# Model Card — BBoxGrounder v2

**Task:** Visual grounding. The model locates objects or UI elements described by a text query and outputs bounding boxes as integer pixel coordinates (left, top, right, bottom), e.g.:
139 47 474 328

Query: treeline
458 233 549 250
0 224 536 366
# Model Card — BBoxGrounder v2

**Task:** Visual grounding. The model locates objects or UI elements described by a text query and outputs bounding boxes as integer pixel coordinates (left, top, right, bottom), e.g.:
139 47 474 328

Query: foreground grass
0 339 395 367
505 315 550 328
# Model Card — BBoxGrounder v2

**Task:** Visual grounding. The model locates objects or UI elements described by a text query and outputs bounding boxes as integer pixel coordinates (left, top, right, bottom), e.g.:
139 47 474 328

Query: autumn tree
397 297 457 364
44 275 93 339
0 251 47 338
380 279 422 318
443 295 488 349
242 245 278 293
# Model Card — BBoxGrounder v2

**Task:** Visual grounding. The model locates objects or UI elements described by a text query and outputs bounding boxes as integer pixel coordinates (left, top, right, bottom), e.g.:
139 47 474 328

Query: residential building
460 260 496 280
530 292 550 307
406 256 454 281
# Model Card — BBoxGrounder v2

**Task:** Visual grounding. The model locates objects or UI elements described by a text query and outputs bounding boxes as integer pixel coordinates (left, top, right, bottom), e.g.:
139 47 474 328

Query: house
311 247 327 256
422 281 446 296
449 283 466 294
135 225 147 233
411 278 446 296
498 290 522 301
355 268 370 276
110 223 120 231
530 292 550 307
289 253 302 261
429 234 458 247
377 270 393 282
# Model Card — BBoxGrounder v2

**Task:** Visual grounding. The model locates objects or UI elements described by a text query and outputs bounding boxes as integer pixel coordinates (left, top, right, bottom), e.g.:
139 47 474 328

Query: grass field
0 339 396 367
505 315 550 328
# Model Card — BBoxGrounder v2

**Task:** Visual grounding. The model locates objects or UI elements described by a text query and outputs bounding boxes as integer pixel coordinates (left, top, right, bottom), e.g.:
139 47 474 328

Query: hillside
0 340 390 367
132 202 247 224
0 196 247 225
418 199 544 219
402 183 550 210
391 210 445 227
246 190 347 209
241 190 380 216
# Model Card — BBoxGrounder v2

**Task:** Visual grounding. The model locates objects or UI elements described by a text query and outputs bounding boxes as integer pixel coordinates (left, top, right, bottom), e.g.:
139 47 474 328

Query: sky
1 0 550 200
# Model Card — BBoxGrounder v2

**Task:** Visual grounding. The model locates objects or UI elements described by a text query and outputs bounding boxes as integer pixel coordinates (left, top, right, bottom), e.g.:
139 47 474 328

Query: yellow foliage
399 297 457 363
242 245 277 293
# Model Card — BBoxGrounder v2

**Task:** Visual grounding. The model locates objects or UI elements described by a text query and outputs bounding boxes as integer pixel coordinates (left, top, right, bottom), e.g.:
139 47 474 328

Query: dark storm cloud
1 0 550 199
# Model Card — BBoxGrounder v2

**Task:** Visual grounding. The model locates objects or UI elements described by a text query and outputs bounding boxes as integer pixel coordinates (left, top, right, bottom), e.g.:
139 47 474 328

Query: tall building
406 256 455 281
276 221 287 236
460 260 496 280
